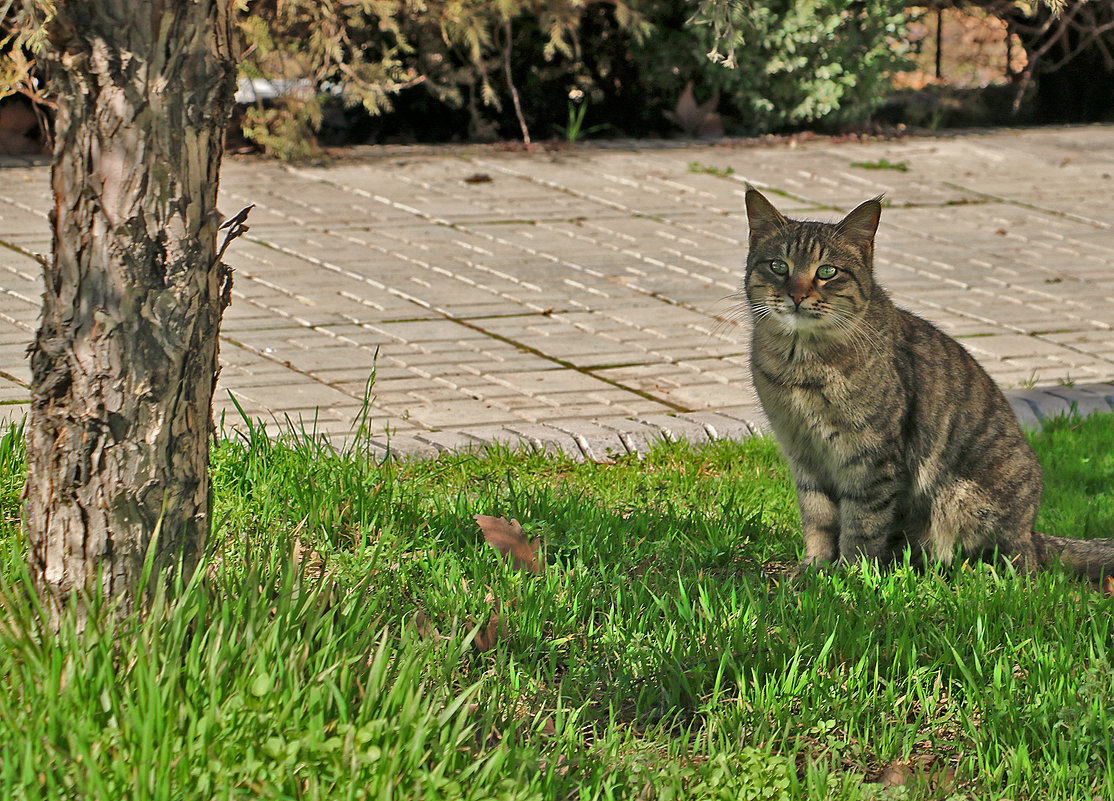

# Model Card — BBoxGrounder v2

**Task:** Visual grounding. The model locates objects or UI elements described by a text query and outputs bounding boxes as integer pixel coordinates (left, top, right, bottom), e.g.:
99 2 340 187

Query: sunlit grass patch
1 411 1112 799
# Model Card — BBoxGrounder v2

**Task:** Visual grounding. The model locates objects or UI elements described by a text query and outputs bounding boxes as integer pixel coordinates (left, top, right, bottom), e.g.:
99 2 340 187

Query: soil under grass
1 411 1112 799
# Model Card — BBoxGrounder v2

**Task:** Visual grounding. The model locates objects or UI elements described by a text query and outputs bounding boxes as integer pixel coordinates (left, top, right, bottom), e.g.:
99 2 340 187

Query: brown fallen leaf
409 609 442 640
1103 575 1114 597
663 80 722 139
292 536 325 581
468 587 505 652
876 756 956 792
475 514 544 574
878 761 911 787
470 610 503 652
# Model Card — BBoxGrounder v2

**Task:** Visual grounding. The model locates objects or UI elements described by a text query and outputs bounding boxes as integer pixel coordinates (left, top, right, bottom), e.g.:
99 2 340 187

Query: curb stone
372 383 1114 462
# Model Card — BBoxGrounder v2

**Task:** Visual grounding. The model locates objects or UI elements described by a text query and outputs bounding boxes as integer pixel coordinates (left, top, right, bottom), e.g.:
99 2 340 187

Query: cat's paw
791 556 837 587
800 554 838 572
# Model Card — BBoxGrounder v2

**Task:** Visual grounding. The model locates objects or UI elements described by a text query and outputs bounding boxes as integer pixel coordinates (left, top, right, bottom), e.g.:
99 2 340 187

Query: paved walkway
3 125 1114 459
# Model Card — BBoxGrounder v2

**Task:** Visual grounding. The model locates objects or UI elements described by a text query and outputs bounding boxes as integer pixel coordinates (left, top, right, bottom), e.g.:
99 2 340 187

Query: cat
743 187 1114 583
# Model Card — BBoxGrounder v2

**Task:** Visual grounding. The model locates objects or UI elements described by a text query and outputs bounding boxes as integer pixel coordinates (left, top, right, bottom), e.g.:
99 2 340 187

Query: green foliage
688 160 734 176
235 0 418 159
553 99 608 144
637 0 918 134
0 1 51 107
0 420 24 577
2 410 1114 798
235 0 648 156
850 158 910 172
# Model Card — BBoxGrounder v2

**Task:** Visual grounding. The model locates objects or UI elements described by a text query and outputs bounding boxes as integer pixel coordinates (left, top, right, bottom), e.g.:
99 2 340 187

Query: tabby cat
743 188 1114 581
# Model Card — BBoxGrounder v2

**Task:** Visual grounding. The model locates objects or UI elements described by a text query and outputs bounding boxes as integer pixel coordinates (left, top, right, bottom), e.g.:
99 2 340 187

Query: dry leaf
470 610 503 652
475 515 544 574
878 761 911 787
876 757 956 792
292 537 325 580
460 588 504 652
663 80 723 139
1104 575 1114 597
409 610 442 640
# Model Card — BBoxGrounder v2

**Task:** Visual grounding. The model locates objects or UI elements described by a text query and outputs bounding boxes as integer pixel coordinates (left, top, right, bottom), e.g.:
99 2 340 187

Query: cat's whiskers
826 308 887 359
709 292 756 337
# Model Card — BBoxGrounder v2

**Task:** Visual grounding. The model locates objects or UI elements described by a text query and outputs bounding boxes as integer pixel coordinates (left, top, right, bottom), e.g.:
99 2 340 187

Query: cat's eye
816 265 838 280
768 259 789 275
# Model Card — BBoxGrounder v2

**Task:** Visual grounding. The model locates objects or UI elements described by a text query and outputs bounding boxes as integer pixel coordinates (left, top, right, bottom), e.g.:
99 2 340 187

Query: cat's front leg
796 483 840 567
836 486 901 565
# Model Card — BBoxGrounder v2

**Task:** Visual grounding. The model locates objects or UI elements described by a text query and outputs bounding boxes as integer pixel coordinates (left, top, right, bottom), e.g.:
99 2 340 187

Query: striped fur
743 189 1114 582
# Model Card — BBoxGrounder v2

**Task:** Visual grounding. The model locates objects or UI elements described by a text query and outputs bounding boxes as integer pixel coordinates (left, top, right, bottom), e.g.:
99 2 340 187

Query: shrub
236 1 419 160
237 0 650 155
635 0 918 135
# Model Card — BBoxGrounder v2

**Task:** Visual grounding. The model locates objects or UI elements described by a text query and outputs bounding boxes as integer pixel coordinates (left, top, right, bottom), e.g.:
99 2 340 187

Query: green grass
850 158 909 172
687 161 735 178
1 411 1113 799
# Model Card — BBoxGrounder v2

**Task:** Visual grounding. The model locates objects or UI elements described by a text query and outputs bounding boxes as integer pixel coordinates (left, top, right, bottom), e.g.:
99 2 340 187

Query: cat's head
744 189 882 338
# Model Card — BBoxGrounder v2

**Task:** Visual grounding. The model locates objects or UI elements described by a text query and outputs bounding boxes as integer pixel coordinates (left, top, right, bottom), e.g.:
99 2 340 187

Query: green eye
816 265 838 280
768 259 789 275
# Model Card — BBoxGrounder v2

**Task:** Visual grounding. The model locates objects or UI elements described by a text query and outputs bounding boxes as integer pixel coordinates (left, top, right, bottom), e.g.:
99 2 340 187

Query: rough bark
25 0 238 625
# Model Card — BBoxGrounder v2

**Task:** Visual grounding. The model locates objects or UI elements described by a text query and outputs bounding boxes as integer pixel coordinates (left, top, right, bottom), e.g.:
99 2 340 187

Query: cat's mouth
748 294 834 336
767 302 831 335
779 298 823 318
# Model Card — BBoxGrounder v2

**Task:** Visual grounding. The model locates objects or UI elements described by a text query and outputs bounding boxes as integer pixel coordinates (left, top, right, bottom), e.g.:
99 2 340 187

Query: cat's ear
836 196 883 257
745 188 788 245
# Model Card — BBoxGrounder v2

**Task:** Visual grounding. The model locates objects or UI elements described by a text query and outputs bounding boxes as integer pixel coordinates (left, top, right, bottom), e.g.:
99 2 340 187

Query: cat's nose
787 279 810 308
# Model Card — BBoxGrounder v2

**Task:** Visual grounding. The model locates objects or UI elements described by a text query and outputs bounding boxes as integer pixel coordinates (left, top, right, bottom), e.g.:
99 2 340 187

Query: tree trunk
25 0 238 626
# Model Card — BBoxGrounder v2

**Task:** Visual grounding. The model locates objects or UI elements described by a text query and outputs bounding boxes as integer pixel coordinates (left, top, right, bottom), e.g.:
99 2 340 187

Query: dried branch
500 16 531 147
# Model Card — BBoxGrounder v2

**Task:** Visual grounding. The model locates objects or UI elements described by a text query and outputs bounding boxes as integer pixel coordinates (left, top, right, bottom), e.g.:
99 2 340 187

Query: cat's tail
1031 531 1114 584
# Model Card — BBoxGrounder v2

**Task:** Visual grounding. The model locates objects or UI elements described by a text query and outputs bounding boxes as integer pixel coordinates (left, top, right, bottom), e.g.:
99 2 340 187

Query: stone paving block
403 399 518 429
716 406 771 435
677 411 756 441
546 419 628 462
1 361 30 384
0 380 28 402
579 387 651 408
453 426 535 453
523 399 622 421
1042 385 1114 417
1007 389 1074 422
407 386 478 404
661 382 746 410
218 369 315 389
412 430 490 454
1005 395 1043 430
464 383 533 401
633 413 712 447
964 335 1073 360
503 423 585 460
605 397 673 417
593 417 671 456
497 369 619 398
232 381 356 411
372 435 440 461
317 436 391 462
